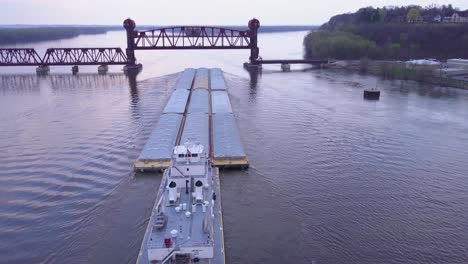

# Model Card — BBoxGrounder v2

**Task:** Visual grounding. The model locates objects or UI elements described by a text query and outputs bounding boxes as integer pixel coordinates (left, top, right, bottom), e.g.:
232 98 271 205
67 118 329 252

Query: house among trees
442 11 468 23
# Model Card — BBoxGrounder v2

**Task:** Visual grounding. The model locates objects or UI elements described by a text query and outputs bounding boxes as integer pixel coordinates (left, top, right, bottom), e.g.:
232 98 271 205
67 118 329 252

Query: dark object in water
363 89 380 100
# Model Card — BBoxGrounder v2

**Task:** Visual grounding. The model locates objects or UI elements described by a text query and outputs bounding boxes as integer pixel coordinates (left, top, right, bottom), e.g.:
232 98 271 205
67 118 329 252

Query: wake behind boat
137 142 225 264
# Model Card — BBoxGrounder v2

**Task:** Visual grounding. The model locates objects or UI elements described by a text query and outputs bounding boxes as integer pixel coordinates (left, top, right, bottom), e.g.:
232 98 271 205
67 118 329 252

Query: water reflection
48 74 126 91
388 79 459 99
0 74 128 91
0 75 40 91
127 73 140 117
245 67 262 93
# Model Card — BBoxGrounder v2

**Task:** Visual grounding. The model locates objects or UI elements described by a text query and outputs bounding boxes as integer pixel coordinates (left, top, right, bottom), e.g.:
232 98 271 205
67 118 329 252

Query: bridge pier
98 65 108 74
123 63 143 75
36 65 50 76
72 65 79 75
281 63 291 72
243 62 262 70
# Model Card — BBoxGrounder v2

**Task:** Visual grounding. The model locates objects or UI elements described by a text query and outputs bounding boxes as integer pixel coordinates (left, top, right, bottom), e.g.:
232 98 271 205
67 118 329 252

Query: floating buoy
363 89 380 100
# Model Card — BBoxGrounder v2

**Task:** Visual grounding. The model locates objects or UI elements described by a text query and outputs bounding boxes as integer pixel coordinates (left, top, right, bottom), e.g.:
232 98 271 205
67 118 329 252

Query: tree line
304 5 468 60
0 27 110 45
323 4 459 28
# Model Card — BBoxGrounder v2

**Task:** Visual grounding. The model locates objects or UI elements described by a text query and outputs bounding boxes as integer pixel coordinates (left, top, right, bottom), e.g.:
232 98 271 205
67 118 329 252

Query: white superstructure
141 141 224 264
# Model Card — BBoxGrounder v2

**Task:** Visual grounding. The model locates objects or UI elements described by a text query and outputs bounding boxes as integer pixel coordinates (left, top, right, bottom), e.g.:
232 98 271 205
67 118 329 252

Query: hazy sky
1 0 468 25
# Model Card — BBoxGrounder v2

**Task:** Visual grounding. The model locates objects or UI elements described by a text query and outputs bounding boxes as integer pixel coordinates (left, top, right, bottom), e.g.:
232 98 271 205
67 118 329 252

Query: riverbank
0 27 115 45
327 60 468 90
303 6 468 61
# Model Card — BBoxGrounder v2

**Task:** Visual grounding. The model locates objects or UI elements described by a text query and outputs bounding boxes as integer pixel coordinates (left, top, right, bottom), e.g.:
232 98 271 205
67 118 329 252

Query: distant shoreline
0 27 115 46
0 25 317 46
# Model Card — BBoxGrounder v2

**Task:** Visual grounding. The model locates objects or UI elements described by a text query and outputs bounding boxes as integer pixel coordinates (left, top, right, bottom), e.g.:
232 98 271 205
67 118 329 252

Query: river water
1 30 468 264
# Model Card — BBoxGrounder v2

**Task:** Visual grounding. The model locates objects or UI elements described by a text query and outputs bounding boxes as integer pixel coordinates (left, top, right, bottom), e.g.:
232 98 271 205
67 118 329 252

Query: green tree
378 8 388 22
407 8 421 23
303 31 378 60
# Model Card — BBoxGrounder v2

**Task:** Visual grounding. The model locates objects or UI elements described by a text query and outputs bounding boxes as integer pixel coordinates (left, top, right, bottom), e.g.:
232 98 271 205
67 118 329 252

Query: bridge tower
123 18 137 66
248 18 260 64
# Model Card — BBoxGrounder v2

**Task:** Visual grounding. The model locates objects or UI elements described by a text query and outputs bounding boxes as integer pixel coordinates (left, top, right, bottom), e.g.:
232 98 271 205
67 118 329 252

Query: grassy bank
350 60 468 89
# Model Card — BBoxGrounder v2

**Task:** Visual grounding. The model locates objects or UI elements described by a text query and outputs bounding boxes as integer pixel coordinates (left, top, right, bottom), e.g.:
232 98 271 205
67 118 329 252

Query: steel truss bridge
0 48 128 66
132 26 253 50
0 18 328 70
122 18 260 66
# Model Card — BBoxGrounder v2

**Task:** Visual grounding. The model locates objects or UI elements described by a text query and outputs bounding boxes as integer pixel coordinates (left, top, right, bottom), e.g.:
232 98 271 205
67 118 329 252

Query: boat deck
148 168 213 251
136 168 225 264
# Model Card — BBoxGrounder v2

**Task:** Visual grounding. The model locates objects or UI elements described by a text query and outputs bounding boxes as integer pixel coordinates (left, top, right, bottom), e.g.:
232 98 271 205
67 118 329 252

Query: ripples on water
221 72 468 264
1 32 468 263
0 74 172 263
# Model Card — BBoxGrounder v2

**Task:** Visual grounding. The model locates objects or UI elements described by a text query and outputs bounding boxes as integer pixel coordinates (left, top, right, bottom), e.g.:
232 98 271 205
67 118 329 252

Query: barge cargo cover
211 91 233 114
162 89 190 114
134 114 183 171
212 113 248 167
181 113 210 153
135 68 248 171
193 68 209 89
188 89 209 114
210 68 227 91
175 68 195 90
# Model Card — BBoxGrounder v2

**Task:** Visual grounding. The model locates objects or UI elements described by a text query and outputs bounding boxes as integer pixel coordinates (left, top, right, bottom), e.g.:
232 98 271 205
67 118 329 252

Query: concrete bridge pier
98 65 108 74
281 63 291 72
36 65 50 76
243 62 262 70
123 63 143 75
72 65 79 75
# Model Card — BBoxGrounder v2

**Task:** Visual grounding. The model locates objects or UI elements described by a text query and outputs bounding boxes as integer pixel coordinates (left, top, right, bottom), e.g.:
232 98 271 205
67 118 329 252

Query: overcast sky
1 0 468 25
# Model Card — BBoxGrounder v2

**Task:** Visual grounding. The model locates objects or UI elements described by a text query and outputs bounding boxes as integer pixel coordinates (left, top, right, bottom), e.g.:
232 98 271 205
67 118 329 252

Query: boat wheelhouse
147 142 217 263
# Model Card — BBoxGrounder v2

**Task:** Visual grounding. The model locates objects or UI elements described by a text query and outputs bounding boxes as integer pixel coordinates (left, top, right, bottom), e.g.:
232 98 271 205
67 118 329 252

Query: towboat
137 142 225 264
